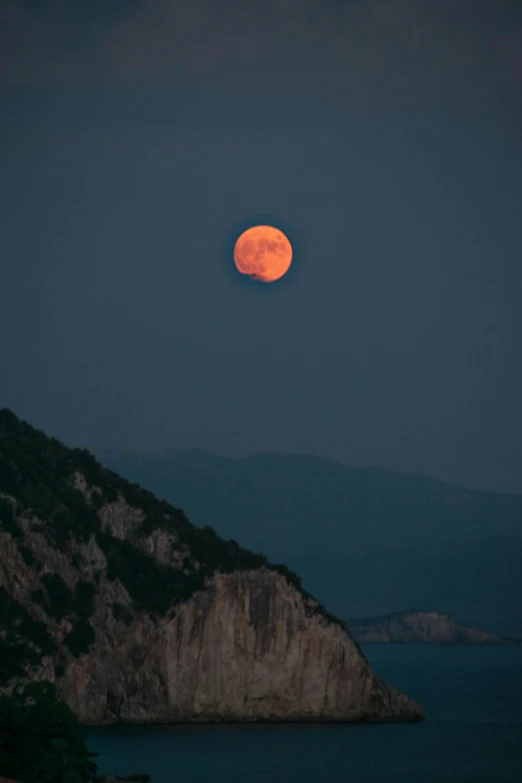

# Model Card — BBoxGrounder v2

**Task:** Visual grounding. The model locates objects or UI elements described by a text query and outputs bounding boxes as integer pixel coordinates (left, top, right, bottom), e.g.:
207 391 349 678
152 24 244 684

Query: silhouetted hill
96 449 522 634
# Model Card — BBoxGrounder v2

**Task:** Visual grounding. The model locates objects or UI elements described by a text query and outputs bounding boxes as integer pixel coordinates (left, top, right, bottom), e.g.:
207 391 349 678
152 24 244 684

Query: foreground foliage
0 681 151 783
0 681 100 783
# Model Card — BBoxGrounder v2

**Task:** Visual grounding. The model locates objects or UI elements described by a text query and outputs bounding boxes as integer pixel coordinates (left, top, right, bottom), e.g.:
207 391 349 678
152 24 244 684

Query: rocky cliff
0 408 423 723
348 610 511 644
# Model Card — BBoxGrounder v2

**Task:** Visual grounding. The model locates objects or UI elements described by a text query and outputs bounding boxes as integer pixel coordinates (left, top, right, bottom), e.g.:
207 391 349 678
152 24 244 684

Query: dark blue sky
1 0 521 492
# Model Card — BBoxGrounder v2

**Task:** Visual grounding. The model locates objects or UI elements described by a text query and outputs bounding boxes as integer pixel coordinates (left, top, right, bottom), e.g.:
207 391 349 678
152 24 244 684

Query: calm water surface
83 645 522 782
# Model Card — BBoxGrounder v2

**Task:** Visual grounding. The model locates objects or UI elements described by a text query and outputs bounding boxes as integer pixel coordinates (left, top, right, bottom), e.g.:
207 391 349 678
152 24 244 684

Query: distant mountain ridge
96 448 522 634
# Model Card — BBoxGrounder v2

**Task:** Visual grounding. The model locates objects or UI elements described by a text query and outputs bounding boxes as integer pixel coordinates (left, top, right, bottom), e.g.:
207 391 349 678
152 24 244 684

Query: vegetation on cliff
0 407 347 685
0 586 56 684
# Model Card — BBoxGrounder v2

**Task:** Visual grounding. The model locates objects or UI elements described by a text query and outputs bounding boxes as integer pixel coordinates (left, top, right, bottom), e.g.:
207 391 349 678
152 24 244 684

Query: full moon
233 225 293 283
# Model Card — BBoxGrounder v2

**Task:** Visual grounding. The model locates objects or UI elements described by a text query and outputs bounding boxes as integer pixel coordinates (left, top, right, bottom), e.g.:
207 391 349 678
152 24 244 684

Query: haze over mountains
97 449 522 634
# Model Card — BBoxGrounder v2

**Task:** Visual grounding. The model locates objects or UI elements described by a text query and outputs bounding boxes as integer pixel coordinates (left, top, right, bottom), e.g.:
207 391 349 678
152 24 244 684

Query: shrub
111 602 133 625
0 587 55 681
30 587 47 606
63 620 96 658
72 581 96 618
41 573 75 621
0 496 22 537
17 615 55 656
18 542 36 565
0 633 41 684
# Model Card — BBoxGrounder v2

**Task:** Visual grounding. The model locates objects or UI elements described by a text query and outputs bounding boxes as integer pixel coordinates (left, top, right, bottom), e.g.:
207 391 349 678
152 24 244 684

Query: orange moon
233 225 293 283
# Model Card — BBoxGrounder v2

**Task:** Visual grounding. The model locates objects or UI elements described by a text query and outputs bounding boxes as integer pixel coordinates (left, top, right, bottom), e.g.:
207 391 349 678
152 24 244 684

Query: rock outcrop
64 568 422 724
348 610 511 644
0 408 423 724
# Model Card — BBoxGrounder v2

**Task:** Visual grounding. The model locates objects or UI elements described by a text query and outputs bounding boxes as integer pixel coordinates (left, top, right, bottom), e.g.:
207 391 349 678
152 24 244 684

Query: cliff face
63 568 420 724
349 610 509 644
0 408 423 724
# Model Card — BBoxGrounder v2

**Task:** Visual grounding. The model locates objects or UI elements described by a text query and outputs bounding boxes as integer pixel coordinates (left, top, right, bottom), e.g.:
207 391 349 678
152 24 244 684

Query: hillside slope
0 409 422 724
96 449 522 633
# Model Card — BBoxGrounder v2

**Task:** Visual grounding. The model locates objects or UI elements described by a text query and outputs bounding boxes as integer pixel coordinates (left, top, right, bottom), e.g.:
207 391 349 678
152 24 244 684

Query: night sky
1 0 521 493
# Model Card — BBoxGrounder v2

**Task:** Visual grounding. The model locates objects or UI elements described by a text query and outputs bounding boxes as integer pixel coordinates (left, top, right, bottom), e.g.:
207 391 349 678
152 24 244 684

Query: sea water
83 644 522 782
